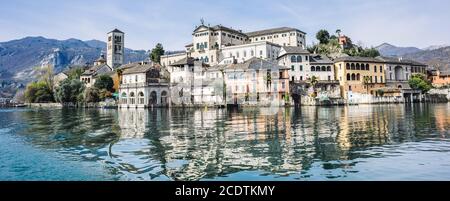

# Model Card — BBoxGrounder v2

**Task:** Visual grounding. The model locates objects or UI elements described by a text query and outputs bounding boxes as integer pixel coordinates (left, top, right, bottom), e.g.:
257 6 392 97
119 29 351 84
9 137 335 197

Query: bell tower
107 29 124 68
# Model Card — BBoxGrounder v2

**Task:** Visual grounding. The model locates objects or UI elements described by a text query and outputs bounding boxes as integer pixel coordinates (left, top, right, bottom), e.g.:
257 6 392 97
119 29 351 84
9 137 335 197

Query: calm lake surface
1 104 449 181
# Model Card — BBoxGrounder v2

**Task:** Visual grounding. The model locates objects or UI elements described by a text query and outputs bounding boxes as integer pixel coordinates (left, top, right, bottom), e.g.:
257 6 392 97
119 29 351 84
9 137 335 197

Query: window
243 51 247 57
356 63 360 70
347 73 351 81
351 63 355 70
236 52 240 58
300 65 303 71
300 76 303 80
381 76 383 83
291 65 295 71
321 66 326 71
260 50 263 56
311 66 315 71
346 63 350 69
366 64 370 70
291 56 296 63
374 66 377 73
328 76 331 81
327 66 331 71
380 66 383 73
375 76 378 83
296 56 302 62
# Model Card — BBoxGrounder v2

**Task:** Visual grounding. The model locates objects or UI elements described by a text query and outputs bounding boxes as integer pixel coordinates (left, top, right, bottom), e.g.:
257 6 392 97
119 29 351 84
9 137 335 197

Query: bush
24 81 54 103
409 74 432 94
84 87 100 103
55 79 85 104
94 75 114 92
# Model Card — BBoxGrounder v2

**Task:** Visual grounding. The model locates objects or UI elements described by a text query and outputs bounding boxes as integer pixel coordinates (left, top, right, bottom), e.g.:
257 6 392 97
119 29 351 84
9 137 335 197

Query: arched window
351 73 356 80
357 73 360 80
327 66 331 71
351 63 355 70
347 73 351 81
243 51 247 57
250 50 254 57
236 52 240 58
296 56 302 62
321 66 326 71
138 92 145 104
366 64 370 70
291 56 296 63
346 63 350 69
356 63 360 70
311 66 315 71
130 92 136 104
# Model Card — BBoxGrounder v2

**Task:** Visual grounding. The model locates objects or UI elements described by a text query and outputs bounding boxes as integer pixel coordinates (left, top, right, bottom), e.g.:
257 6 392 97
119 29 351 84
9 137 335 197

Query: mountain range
375 43 450 68
0 36 149 82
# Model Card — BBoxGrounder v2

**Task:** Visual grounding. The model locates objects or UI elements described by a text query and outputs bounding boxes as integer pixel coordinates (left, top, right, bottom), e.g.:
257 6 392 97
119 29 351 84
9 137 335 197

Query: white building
161 23 307 66
246 27 306 48
219 41 281 64
119 62 170 108
278 46 334 82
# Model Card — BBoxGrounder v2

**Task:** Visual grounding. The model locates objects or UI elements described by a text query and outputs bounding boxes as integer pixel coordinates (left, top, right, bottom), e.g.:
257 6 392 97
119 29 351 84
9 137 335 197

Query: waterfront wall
429 88 450 101
347 92 405 104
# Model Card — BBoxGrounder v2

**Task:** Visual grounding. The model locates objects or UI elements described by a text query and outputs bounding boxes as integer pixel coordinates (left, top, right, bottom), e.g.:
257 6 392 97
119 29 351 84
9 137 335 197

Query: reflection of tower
107 29 125 68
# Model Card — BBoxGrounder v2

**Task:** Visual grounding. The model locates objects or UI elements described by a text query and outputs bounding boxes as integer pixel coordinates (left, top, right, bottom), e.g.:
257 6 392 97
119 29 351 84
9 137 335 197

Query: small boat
15 104 27 108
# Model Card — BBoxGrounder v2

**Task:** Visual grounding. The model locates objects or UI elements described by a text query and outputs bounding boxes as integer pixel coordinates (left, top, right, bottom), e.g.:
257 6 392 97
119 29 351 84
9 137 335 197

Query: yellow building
334 57 386 98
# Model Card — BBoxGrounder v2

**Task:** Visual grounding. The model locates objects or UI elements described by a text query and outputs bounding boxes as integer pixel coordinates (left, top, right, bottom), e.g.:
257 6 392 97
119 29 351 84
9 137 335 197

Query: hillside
375 43 422 57
0 36 149 82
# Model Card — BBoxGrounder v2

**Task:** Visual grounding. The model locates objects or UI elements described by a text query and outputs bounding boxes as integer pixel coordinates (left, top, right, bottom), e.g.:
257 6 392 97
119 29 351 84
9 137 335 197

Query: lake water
1 104 449 181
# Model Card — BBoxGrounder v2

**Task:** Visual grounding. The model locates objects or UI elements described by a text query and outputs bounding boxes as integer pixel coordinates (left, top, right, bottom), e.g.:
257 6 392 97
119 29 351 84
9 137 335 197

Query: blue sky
1 0 449 50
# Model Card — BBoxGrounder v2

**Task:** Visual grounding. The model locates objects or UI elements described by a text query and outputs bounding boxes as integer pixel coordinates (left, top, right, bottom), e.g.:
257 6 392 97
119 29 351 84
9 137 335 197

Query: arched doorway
395 66 404 81
121 92 127 104
129 92 135 104
161 91 168 107
149 91 157 105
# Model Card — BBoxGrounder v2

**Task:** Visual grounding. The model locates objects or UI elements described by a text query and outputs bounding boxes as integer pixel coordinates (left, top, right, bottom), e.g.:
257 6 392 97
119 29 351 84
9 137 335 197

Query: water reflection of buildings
110 104 448 180
117 109 148 138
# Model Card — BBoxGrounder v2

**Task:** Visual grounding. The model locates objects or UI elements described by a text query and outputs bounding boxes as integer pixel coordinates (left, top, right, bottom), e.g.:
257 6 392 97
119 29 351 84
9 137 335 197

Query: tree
409 74 432 94
24 81 54 103
150 43 165 64
55 79 85 104
316 30 330 44
94 75 114 92
67 66 85 80
362 76 372 94
35 65 55 92
84 87 100 103
358 48 381 57
336 29 342 37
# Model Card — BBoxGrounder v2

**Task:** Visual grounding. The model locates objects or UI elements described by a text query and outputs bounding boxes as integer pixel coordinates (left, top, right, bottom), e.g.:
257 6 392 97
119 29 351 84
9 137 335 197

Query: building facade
118 63 170 108
160 23 307 67
334 57 386 99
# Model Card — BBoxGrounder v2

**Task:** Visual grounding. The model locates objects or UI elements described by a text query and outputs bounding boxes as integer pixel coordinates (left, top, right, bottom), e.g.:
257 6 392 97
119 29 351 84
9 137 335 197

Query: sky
1 0 449 51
